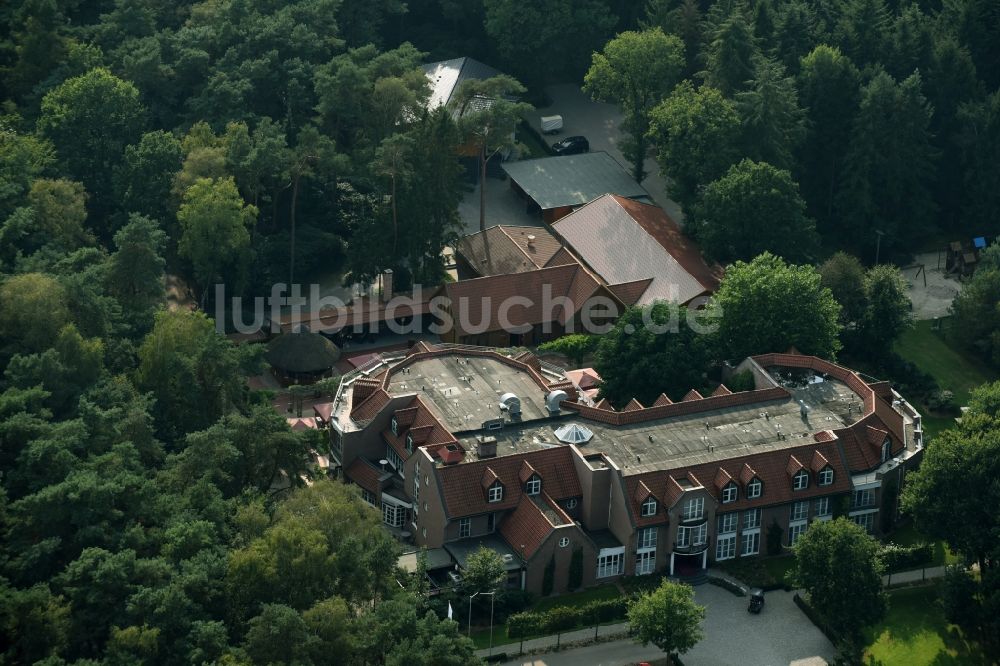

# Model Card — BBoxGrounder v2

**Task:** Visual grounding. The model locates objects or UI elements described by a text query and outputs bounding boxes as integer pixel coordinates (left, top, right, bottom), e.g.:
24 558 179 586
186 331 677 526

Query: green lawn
895 320 995 407
864 584 987 665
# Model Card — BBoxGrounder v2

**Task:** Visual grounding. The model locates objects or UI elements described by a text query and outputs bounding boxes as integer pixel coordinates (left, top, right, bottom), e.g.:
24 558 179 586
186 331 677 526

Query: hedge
878 541 934 573
707 574 746 597
793 593 840 646
505 597 629 639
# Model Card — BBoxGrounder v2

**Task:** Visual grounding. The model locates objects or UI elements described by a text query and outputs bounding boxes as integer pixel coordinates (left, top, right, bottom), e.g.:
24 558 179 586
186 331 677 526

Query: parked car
748 588 765 613
551 135 589 155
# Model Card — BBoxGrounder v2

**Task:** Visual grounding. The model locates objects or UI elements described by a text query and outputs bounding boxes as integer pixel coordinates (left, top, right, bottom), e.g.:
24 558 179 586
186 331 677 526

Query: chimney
526 234 536 249
382 268 393 302
477 436 498 459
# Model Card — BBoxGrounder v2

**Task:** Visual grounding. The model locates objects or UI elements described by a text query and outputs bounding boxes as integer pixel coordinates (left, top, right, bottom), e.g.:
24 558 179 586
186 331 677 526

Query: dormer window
405 434 414 453
525 475 541 495
881 438 891 463
793 469 809 490
722 482 738 503
390 416 399 436
747 478 762 499
487 480 504 503
640 496 657 517
818 466 834 486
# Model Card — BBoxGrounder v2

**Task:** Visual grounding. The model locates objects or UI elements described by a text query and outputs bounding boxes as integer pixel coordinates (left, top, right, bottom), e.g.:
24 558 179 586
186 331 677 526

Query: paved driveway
528 84 686 225
685 585 835 666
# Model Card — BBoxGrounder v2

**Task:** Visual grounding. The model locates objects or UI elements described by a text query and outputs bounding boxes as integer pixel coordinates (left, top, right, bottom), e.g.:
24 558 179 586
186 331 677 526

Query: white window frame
386 446 403 477
487 481 503 503
597 551 624 578
716 534 737 561
747 478 762 498
793 469 809 490
405 433 414 453
413 469 420 505
676 523 707 548
638 527 658 550
852 511 875 534
635 549 656 575
819 467 834 486
559 537 570 548
881 439 891 462
382 501 406 528
791 500 809 522
814 497 831 517
681 496 704 521
722 483 738 503
743 508 761 530
741 530 760 556
565 498 578 509
390 416 399 436
361 488 376 506
853 488 875 508
788 522 807 546
717 512 738 534
640 496 657 517
459 517 471 538
525 476 541 496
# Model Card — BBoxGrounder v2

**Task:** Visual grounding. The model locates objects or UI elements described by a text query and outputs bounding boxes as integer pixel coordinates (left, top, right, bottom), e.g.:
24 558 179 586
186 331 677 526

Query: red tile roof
653 394 673 406
498 495 557 559
786 455 805 477
455 225 564 277
351 388 391 422
435 446 582 519
606 278 654 306
623 398 644 412
711 384 732 397
682 389 703 402
714 467 734 490
345 458 383 495
810 450 830 473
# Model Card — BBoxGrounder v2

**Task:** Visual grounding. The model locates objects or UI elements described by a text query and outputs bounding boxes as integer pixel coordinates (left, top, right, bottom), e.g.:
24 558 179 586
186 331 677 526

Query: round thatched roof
265 331 341 373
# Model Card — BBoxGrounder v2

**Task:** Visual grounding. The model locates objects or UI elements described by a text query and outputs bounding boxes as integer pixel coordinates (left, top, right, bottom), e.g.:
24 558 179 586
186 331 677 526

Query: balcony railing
673 541 709 555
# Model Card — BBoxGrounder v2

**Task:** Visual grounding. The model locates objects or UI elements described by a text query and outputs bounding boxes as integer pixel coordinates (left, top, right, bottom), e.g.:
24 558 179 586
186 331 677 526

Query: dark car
748 588 765 613
551 135 589 155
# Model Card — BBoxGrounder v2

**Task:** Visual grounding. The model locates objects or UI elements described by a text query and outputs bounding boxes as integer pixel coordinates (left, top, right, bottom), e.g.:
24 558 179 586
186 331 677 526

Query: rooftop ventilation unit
499 392 521 415
545 389 568 414
477 436 498 459
502 554 514 564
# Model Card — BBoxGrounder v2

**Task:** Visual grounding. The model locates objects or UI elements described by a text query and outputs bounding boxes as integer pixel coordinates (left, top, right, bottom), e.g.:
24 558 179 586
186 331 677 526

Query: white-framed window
639 527 658 550
741 531 760 556
717 512 738 534
566 498 578 509
382 502 406 528
641 496 657 517
793 469 809 490
487 480 503 503
413 468 420 504
743 508 761 529
361 488 376 506
390 416 399 435
597 552 624 578
853 489 875 508
716 534 737 561
525 475 541 496
459 517 471 538
386 446 403 476
747 478 762 498
788 522 807 546
814 497 831 516
722 482 738 503
791 500 809 522
819 467 834 486
635 550 656 575
405 434 414 453
881 439 891 462
852 512 875 533
681 496 704 521
676 523 707 548
559 537 570 548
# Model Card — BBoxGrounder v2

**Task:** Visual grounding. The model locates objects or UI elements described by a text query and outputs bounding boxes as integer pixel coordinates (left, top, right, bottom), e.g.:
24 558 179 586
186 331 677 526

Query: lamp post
467 590 497 656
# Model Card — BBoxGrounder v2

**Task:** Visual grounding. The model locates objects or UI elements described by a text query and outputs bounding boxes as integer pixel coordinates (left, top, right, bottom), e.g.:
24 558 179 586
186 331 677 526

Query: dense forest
1 0 1000 663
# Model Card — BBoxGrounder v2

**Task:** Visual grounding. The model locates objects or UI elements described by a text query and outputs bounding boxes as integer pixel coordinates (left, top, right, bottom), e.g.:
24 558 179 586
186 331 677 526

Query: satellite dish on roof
554 423 594 445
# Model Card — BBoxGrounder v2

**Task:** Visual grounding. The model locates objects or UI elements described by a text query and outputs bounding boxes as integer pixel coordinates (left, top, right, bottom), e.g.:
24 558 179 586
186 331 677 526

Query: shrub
927 389 958 414
877 541 933 572
707 574 746 596
582 596 629 623
727 369 756 392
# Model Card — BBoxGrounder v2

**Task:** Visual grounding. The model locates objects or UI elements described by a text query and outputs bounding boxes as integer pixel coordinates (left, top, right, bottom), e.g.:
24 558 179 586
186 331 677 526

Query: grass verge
894 320 995 407
864 583 988 665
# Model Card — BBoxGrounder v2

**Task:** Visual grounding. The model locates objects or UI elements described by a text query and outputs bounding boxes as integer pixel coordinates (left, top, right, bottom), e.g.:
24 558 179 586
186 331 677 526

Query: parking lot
685 584 835 666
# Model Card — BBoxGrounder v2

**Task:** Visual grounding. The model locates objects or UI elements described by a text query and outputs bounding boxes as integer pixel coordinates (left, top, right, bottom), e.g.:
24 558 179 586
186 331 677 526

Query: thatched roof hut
265 331 341 375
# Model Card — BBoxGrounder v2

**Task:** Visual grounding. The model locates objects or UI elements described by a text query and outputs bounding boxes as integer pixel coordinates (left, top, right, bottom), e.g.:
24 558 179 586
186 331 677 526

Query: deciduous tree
628 579 705 660
711 253 841 360
584 28 685 183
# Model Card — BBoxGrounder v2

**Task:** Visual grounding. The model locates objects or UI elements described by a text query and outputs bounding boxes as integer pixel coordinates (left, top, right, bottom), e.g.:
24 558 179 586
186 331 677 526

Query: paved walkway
475 622 630 660
884 565 947 587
